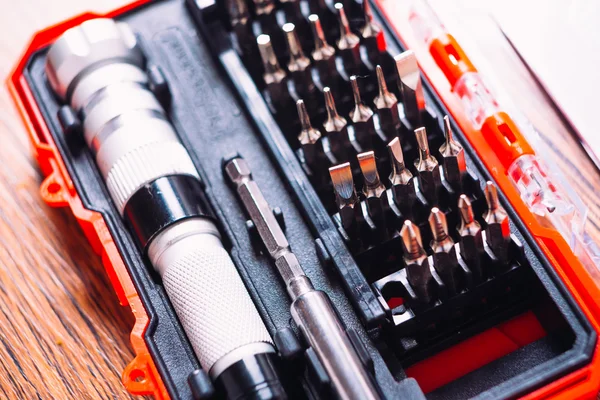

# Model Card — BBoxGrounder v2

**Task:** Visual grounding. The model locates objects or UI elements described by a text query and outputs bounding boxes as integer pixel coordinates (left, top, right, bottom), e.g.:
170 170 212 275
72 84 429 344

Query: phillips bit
429 208 459 294
257 34 291 110
296 100 322 170
395 50 425 126
401 220 434 304
439 116 467 189
388 137 416 211
330 163 360 233
374 65 401 135
360 0 386 65
283 23 315 97
414 127 442 206
226 0 255 56
457 195 484 280
309 14 337 88
349 76 376 148
358 151 387 224
323 87 351 162
335 3 362 76
483 181 511 265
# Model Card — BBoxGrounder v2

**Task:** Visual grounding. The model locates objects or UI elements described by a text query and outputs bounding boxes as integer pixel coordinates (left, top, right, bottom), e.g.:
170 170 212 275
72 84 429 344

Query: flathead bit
297 100 322 168
483 181 510 265
395 50 425 126
323 87 350 161
330 163 360 232
349 76 375 147
358 151 387 223
387 137 415 211
252 0 275 15
283 23 315 96
439 116 466 188
361 0 386 63
414 127 441 205
429 208 459 294
457 195 484 279
400 220 434 304
335 3 362 75
257 34 290 107
374 65 400 135
309 14 337 87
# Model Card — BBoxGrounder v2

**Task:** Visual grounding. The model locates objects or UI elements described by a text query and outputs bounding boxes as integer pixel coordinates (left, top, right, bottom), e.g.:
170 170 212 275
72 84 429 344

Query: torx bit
388 137 416 211
323 87 351 161
309 14 337 88
429 208 459 294
395 50 425 126
283 23 315 97
457 195 484 280
400 220 434 304
297 100 322 170
414 127 442 205
335 2 362 76
226 0 255 56
330 163 360 233
358 151 387 224
257 34 291 110
360 0 386 65
374 65 400 135
349 76 376 148
483 181 511 265
439 116 467 189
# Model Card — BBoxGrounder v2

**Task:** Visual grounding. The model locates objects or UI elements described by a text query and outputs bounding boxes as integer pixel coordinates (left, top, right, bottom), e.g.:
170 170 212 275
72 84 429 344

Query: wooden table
0 0 597 399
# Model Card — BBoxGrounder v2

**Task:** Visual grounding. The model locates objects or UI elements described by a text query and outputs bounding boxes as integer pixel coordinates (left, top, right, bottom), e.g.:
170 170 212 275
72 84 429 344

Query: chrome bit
329 162 360 232
429 208 459 294
483 181 510 265
439 116 466 188
323 87 350 161
309 14 337 88
387 137 415 211
358 151 387 223
374 65 400 135
414 127 441 205
257 34 291 109
335 2 362 76
401 220 434 304
283 23 315 96
457 195 484 280
360 0 386 64
296 100 322 169
395 50 425 126
349 76 376 147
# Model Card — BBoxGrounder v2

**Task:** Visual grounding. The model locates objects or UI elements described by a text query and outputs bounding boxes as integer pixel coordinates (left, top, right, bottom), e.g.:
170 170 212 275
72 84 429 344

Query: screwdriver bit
323 87 351 162
257 34 291 110
439 116 467 189
429 208 459 295
414 127 442 205
358 151 387 225
360 0 386 65
483 181 511 265
296 100 322 171
387 137 416 212
374 65 401 135
225 0 255 56
252 0 275 16
330 163 360 233
335 2 362 76
283 23 315 97
401 220 434 304
457 195 484 280
309 14 338 88
395 50 425 126
349 76 376 148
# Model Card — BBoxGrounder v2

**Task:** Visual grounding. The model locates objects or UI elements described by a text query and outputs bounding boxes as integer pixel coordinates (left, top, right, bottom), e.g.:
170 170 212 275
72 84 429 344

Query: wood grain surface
0 0 597 399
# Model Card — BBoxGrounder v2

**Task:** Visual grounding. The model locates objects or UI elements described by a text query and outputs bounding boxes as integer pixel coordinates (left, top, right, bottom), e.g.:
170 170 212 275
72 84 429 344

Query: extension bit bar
225 156 380 400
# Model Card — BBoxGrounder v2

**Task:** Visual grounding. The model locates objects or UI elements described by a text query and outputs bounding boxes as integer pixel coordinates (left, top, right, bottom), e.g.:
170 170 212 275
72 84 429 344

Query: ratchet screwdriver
45 18 286 399
225 156 380 400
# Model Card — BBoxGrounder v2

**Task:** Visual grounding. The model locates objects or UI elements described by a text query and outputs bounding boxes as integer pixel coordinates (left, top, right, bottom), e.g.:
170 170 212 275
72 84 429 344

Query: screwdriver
335 2 362 76
349 75 376 149
439 116 466 189
46 18 286 399
483 181 511 266
388 137 416 213
373 65 400 136
401 220 434 304
358 151 387 227
457 195 484 280
330 162 361 234
323 87 351 162
257 34 292 111
414 127 442 206
395 50 425 127
225 157 380 400
429 208 459 295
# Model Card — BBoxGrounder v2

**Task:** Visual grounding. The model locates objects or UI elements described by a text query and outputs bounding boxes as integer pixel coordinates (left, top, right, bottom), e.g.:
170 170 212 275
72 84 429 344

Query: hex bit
323 87 351 162
414 127 441 206
439 116 466 189
457 195 484 280
330 162 361 233
374 65 401 136
429 208 459 294
387 137 416 212
349 76 376 148
395 50 425 126
401 220 435 304
357 151 387 225
483 181 511 266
